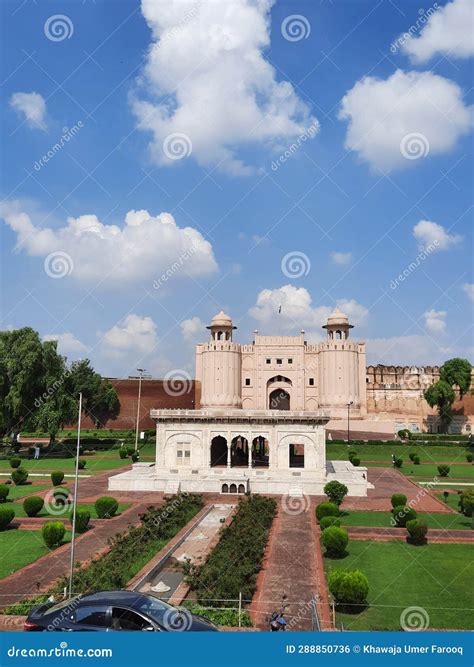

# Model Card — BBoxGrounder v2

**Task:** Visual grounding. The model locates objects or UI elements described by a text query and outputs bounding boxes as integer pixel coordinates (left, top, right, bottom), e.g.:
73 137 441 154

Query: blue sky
1 0 473 379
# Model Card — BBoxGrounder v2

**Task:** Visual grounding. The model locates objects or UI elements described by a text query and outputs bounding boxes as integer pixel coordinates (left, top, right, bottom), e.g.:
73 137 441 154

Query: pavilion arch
230 435 249 467
210 436 227 467
163 432 201 468
267 376 292 411
229 483 237 494
252 435 269 467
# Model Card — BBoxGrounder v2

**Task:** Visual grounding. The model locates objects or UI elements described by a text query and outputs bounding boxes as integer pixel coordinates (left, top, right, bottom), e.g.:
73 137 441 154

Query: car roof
79 590 147 605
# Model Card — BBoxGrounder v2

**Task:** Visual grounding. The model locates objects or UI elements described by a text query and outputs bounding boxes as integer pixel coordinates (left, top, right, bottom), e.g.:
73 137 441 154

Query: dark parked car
24 590 218 632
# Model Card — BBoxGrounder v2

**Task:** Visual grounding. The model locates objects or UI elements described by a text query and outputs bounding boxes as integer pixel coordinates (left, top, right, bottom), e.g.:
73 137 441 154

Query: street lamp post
134 368 146 452
69 392 82 598
347 401 354 445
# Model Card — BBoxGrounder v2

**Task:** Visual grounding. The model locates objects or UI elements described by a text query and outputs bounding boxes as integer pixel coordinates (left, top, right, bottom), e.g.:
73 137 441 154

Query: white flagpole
68 392 82 598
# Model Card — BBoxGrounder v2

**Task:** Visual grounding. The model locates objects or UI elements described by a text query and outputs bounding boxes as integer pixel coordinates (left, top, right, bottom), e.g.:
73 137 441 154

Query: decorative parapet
150 408 331 425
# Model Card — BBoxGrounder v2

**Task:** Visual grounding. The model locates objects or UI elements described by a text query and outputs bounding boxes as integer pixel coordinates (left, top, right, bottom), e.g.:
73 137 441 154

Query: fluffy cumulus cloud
339 69 473 171
330 251 352 265
401 0 474 63
132 0 318 175
424 309 447 333
249 285 369 339
463 283 474 301
181 316 205 342
43 332 88 357
100 314 158 359
413 220 462 251
0 202 217 286
9 92 47 130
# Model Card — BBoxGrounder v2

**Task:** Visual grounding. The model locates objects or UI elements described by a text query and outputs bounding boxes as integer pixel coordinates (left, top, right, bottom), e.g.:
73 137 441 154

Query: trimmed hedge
72 509 90 534
320 526 349 558
437 465 450 477
53 488 70 507
390 494 407 508
393 457 403 468
392 505 417 528
316 502 340 522
319 516 341 531
406 519 428 545
51 471 65 486
328 569 369 605
42 521 66 548
0 484 9 502
23 496 44 517
9 458 21 469
351 457 361 467
324 481 348 507
0 507 15 530
12 467 28 485
94 496 119 519
78 459 86 469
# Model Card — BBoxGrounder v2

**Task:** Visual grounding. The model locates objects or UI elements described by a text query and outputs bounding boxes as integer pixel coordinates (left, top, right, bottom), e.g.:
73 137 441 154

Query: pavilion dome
207 310 235 329
323 308 353 329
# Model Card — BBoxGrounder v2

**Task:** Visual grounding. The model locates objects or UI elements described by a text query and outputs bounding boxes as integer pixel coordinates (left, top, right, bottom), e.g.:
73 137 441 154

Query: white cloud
9 92 47 130
181 316 205 342
43 332 88 357
100 314 158 359
132 0 318 175
463 283 474 301
401 0 474 63
339 69 473 171
367 334 452 365
330 251 352 265
424 309 447 333
413 220 462 250
249 285 368 339
0 202 217 287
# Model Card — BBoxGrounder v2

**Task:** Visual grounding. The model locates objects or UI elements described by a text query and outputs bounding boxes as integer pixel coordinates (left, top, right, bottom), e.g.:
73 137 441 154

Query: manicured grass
0 529 71 580
326 443 468 464
0 484 48 500
324 541 474 630
339 509 471 530
403 464 474 480
0 455 153 475
6 501 130 519
435 492 468 512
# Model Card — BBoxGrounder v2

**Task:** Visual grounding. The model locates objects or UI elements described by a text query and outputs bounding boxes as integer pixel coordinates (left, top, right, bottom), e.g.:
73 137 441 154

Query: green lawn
339 509 471 531
403 464 474 480
0 484 48 500
0 529 71 580
5 501 130 519
326 443 468 464
0 455 154 475
435 492 464 512
324 541 474 630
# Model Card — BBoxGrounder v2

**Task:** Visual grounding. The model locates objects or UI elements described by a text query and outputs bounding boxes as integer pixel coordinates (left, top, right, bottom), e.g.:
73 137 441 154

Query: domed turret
207 310 236 342
200 311 241 407
322 308 353 340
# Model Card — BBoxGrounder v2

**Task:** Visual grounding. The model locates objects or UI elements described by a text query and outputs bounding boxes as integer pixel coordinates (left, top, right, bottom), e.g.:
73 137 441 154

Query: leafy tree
324 481 348 506
66 360 119 427
424 380 455 433
440 358 472 398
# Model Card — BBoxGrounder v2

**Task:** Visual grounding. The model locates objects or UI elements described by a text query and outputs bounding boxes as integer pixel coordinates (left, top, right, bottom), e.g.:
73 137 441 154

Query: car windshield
44 596 82 615
135 595 174 624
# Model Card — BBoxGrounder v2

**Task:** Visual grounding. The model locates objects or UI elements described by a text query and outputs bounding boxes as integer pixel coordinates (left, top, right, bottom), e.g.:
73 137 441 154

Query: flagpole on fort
68 391 82 598
134 368 145 452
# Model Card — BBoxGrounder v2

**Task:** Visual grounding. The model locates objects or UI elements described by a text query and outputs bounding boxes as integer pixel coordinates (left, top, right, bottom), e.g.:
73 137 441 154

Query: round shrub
328 569 369 605
390 493 407 508
320 516 341 531
42 521 66 549
462 490 474 517
324 481 348 507
437 464 450 477
95 496 119 519
466 453 473 463
126 446 135 456
0 507 15 530
413 455 421 465
119 448 128 459
78 459 86 470
23 496 44 517
406 519 428 545
131 453 139 463
408 452 417 462
51 471 65 486
350 457 360 467
398 429 410 440
53 488 70 507
316 502 340 522
12 467 28 485
320 526 349 558
393 457 403 468
392 505 417 528
72 509 90 534
348 450 357 460
9 457 21 469
0 484 9 502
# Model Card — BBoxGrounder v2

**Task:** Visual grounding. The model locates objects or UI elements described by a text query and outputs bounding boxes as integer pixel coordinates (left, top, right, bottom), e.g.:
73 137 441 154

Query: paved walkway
251 501 331 632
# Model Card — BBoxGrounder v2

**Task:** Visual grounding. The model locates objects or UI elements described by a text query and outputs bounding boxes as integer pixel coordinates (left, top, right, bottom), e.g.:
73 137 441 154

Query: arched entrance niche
231 435 249 467
269 388 290 410
252 436 269 467
210 436 227 467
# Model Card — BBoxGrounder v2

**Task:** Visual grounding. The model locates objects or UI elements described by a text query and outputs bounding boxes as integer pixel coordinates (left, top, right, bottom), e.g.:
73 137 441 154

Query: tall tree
424 380 456 433
439 358 472 398
66 360 119 427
